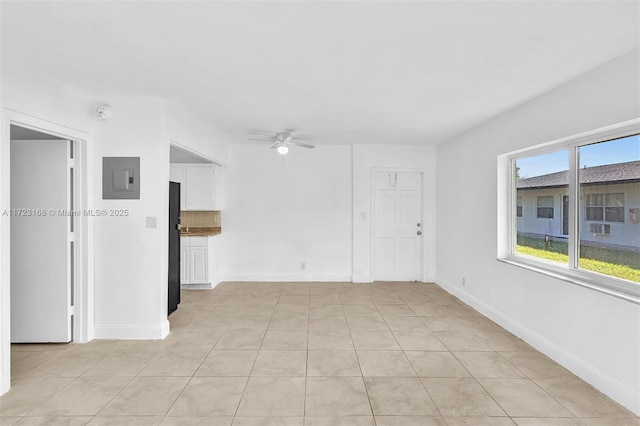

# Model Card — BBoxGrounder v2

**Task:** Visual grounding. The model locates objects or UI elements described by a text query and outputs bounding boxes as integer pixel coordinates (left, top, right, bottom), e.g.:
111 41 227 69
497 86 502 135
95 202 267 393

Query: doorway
372 171 423 281
1 114 91 394
10 131 74 342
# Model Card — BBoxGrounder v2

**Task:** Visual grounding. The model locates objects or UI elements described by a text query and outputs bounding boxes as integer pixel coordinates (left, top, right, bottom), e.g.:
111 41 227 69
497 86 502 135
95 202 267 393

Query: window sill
498 255 640 304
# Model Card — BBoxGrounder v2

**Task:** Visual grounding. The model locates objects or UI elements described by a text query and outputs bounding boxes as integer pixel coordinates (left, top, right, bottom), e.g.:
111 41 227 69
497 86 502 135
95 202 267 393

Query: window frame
497 119 640 303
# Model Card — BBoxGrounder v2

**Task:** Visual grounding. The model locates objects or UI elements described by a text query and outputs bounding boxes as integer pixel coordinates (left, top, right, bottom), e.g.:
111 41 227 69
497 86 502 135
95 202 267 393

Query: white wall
436 49 640 414
92 95 171 339
223 145 352 281
352 145 437 283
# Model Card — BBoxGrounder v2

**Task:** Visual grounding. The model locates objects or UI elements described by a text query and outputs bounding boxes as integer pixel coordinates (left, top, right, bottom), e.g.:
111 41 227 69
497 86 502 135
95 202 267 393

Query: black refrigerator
168 181 181 315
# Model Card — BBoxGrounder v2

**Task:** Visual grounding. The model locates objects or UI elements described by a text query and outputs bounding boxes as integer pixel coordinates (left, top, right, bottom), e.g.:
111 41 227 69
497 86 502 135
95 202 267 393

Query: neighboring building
516 160 640 251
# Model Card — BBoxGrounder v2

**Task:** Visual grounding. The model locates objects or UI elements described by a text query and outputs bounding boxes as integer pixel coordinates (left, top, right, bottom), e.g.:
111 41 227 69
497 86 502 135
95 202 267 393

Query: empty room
0 1 639 425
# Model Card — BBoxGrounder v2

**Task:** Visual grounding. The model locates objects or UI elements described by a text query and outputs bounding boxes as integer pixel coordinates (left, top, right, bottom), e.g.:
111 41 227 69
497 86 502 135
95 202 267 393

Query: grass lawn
516 245 640 283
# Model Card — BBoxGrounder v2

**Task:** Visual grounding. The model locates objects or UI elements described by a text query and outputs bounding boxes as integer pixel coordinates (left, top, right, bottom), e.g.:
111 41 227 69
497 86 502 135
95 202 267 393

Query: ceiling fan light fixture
277 145 289 155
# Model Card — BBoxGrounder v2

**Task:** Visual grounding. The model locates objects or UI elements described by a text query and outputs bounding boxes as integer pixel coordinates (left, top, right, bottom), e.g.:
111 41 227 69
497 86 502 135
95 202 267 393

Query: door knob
176 224 182 231
417 231 422 236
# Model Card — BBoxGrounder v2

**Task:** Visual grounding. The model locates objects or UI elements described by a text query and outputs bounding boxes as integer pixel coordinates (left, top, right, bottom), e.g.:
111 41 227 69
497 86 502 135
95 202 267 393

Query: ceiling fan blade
292 142 315 149
246 129 274 135
291 134 313 140
248 138 274 142
269 141 283 149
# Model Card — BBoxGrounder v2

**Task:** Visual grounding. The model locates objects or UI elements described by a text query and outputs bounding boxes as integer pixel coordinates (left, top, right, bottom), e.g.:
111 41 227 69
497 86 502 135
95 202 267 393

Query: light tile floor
1 282 638 425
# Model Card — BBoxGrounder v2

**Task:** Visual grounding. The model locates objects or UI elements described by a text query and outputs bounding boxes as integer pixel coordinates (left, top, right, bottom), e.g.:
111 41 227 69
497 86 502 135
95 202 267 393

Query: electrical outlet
301 262 306 270
462 277 466 286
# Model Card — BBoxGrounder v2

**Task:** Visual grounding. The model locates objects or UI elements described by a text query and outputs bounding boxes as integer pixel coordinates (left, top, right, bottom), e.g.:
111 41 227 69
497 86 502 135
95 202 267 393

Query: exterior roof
516 160 640 189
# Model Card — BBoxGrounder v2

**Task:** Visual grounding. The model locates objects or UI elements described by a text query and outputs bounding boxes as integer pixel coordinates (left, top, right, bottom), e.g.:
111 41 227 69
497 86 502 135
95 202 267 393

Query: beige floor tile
420 316 469 332
376 304 416 317
405 351 471 378
139 349 208 377
273 305 309 316
308 316 349 331
393 330 447 351
307 351 361 377
422 378 506 417
310 305 345 317
383 316 428 332
443 417 516 425
167 377 247 416
534 378 637 418
237 305 276 316
251 350 306 376
408 304 446 317
87 416 163 425
342 305 378 316
434 331 494 351
304 416 374 426
478 378 573 417
82 351 155 377
512 419 584 426
30 377 131 417
279 295 309 304
229 315 272 331
165 329 224 347
500 351 573 379
160 417 233 425
453 352 525 378
195 350 258 376
9 352 55 379
364 377 439 416
339 295 374 305
25 351 107 378
357 351 415 377
99 376 188 416
305 377 371 416
261 331 307 350
268 315 309 331
236 377 305 416
0 377 74 417
351 331 401 350
374 416 446 426
308 330 353 350
15 417 93 425
0 418 19 426
232 417 303 426
214 331 265 349
346 315 389 331
310 295 342 305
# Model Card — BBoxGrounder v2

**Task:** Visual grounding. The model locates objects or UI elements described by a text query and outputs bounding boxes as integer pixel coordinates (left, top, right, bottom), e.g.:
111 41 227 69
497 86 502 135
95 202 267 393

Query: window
537 196 554 218
502 123 640 298
586 193 625 222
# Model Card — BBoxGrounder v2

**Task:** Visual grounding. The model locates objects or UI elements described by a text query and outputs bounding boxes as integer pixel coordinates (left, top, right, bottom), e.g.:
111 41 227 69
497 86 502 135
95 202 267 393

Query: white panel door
185 167 214 210
11 139 71 342
373 171 422 281
190 247 209 284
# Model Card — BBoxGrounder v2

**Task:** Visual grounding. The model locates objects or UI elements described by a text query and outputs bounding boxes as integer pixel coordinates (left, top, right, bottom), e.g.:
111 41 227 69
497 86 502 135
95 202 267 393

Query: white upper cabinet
170 164 216 210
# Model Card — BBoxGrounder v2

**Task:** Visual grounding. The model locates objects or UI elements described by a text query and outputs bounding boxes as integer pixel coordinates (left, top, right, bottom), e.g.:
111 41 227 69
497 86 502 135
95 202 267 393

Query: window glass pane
515 150 568 264
578 134 640 282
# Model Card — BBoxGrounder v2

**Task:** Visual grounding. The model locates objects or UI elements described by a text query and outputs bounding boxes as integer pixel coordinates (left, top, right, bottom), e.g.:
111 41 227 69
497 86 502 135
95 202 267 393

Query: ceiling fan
248 130 315 155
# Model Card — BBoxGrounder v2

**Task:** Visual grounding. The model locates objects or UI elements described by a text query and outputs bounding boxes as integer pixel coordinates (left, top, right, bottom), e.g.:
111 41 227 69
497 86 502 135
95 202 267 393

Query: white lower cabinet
181 237 212 288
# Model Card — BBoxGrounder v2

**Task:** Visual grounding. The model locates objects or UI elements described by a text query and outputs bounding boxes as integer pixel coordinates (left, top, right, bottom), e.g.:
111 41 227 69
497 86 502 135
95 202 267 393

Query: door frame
1 109 94 394
370 168 425 282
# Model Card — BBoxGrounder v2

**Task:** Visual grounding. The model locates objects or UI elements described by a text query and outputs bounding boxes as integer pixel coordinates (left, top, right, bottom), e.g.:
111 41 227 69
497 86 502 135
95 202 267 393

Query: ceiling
170 145 213 164
1 1 638 147
10 125 66 141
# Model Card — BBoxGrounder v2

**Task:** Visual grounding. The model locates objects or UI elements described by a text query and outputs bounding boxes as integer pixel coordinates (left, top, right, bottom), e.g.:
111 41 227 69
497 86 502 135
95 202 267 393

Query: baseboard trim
221 274 352 282
93 324 168 340
435 275 640 416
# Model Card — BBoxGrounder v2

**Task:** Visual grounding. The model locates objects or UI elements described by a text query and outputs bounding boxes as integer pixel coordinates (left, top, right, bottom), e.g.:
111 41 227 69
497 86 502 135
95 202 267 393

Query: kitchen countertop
180 227 221 237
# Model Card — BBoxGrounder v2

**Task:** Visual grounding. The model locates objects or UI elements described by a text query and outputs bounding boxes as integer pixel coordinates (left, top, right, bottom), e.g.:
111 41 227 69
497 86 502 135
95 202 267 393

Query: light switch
146 216 157 229
359 212 367 221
